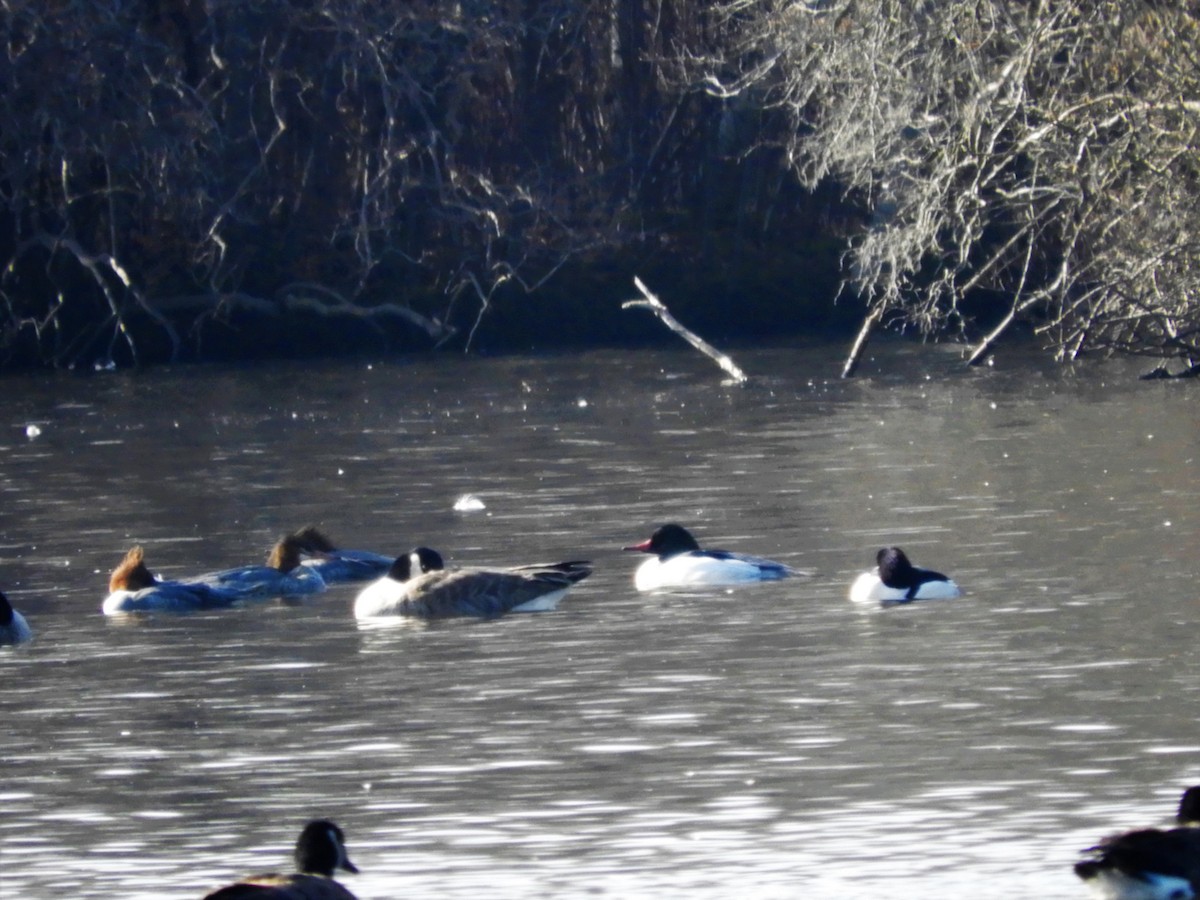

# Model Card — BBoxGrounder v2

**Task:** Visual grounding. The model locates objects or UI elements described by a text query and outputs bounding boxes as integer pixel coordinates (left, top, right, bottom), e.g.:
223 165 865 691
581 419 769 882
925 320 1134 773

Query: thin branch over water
623 277 748 383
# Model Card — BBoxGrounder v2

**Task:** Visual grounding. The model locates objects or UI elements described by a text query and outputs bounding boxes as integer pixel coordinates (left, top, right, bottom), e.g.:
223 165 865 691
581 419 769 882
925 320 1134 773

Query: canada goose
354 547 591 618
202 819 359 899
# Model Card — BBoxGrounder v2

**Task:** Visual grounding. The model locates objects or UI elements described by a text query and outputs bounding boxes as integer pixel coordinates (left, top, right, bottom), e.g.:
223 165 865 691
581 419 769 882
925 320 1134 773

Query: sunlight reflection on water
0 342 1198 897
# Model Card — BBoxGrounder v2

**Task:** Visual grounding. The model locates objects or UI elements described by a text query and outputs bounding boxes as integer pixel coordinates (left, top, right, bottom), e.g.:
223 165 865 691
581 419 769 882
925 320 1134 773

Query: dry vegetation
1 1 1198 373
708 0 1200 374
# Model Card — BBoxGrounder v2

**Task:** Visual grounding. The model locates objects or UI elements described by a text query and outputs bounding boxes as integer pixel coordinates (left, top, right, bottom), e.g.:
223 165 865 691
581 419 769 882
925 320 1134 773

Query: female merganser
189 534 326 599
289 526 392 583
622 523 795 591
102 546 244 615
354 547 591 619
203 819 359 899
1074 787 1200 899
0 591 32 644
848 547 961 604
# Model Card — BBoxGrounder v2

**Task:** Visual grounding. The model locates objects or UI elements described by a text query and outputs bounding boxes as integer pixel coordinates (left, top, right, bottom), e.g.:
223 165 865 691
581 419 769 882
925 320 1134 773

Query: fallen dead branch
840 306 885 378
622 277 748 383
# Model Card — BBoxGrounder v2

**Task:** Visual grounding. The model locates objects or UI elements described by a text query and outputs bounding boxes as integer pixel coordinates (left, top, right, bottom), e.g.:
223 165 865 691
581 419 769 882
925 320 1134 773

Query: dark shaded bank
411 239 856 357
8 3 1194 374
1 1 858 373
0 237 856 370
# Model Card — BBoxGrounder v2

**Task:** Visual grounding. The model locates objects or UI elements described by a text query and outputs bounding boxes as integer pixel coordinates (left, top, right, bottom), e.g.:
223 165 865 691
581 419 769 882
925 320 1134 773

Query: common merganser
1075 787 1200 900
288 526 393 583
188 534 326 598
203 819 359 900
622 523 795 591
354 547 591 619
102 547 244 615
0 591 32 644
848 547 961 604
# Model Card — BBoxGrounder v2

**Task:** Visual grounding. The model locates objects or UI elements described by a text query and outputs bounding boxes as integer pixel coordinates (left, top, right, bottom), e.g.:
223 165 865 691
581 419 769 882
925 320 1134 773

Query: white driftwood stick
622 277 748 383
841 305 883 379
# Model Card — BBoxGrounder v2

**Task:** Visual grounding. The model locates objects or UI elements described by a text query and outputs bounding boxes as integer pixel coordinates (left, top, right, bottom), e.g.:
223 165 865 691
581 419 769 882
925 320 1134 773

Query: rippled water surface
2 340 1198 898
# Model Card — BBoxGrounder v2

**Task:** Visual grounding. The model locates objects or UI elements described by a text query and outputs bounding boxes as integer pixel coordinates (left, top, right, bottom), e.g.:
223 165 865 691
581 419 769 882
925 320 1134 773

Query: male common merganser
622 523 795 591
102 546 243 615
848 547 961 604
289 526 393 583
1074 787 1200 900
188 534 326 599
0 591 32 644
203 819 359 900
354 547 591 619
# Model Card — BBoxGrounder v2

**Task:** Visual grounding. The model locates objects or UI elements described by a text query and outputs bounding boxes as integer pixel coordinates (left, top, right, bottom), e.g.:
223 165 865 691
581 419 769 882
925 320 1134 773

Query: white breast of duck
632 552 792 591
849 547 961 605
624 524 794 591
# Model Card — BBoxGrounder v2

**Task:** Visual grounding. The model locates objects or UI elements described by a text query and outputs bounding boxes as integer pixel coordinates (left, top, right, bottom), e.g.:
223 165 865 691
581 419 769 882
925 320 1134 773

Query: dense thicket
708 0 1200 375
1 1 1198 373
0 0 828 368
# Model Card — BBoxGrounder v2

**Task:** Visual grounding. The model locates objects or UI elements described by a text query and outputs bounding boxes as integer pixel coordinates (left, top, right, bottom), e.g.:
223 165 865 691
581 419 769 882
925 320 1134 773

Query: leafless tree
7 1 1195 373
703 0 1200 375
0 1 718 367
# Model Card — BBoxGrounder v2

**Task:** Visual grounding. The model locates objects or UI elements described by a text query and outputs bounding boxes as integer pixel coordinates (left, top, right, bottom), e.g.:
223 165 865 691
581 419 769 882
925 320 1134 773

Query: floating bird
1074 787 1200 900
102 547 243 615
202 819 359 899
622 523 795 590
354 547 591 618
0 590 32 644
288 526 392 583
848 547 961 604
189 534 326 599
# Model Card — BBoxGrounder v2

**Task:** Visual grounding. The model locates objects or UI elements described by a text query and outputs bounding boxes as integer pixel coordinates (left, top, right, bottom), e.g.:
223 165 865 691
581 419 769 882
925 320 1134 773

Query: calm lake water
1 339 1198 899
